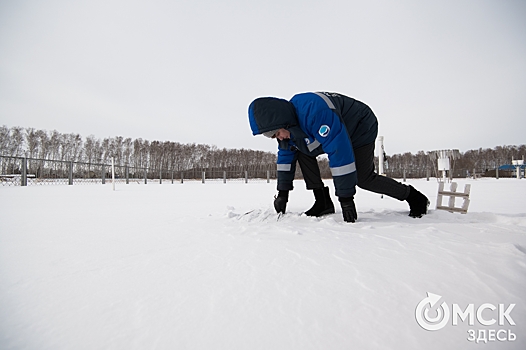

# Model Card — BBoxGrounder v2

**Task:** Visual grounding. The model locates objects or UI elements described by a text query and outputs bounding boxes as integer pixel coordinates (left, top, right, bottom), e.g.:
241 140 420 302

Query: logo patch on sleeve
304 138 311 145
318 125 330 137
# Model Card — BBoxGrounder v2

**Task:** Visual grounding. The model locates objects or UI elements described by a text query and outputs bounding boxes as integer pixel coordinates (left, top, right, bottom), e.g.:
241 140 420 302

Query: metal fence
2 155 513 187
383 166 514 180
0 155 276 187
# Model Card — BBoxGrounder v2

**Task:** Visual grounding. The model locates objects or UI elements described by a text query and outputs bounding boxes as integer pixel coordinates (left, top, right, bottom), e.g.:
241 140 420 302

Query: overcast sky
0 0 525 155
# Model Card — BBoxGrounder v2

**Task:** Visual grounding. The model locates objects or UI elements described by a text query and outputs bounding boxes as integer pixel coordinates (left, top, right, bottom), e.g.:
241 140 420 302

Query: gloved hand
339 196 357 223
274 190 289 214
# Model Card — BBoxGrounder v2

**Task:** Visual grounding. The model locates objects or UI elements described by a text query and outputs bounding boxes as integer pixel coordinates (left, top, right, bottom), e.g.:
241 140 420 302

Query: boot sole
304 207 336 217
315 208 335 217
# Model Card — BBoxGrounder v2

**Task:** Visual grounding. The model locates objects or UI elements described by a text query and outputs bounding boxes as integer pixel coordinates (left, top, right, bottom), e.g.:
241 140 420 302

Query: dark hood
248 97 298 135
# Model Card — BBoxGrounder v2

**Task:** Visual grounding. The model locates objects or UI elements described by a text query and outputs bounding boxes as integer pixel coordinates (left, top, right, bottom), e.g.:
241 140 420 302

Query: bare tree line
382 145 526 178
1 125 524 178
0 126 276 175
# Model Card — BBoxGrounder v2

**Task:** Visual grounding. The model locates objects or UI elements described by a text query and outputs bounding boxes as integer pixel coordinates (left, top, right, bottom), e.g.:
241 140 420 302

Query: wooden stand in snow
436 182 471 214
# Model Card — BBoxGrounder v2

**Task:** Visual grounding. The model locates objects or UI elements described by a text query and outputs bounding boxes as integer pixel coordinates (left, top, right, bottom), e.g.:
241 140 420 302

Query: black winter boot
406 186 430 218
305 187 335 217
273 190 289 214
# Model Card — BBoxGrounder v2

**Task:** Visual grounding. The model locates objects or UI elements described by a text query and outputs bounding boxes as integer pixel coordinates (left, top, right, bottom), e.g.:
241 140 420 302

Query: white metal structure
512 157 524 179
428 149 461 182
376 136 386 176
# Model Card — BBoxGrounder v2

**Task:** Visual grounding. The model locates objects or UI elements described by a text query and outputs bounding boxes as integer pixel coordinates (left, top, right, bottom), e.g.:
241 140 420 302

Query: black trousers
297 142 410 200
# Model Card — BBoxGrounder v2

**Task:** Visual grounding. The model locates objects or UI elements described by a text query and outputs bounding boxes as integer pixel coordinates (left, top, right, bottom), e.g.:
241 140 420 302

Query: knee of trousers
356 170 376 188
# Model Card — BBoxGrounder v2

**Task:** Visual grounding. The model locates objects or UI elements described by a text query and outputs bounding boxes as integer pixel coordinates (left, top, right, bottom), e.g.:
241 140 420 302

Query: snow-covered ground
1 178 525 350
